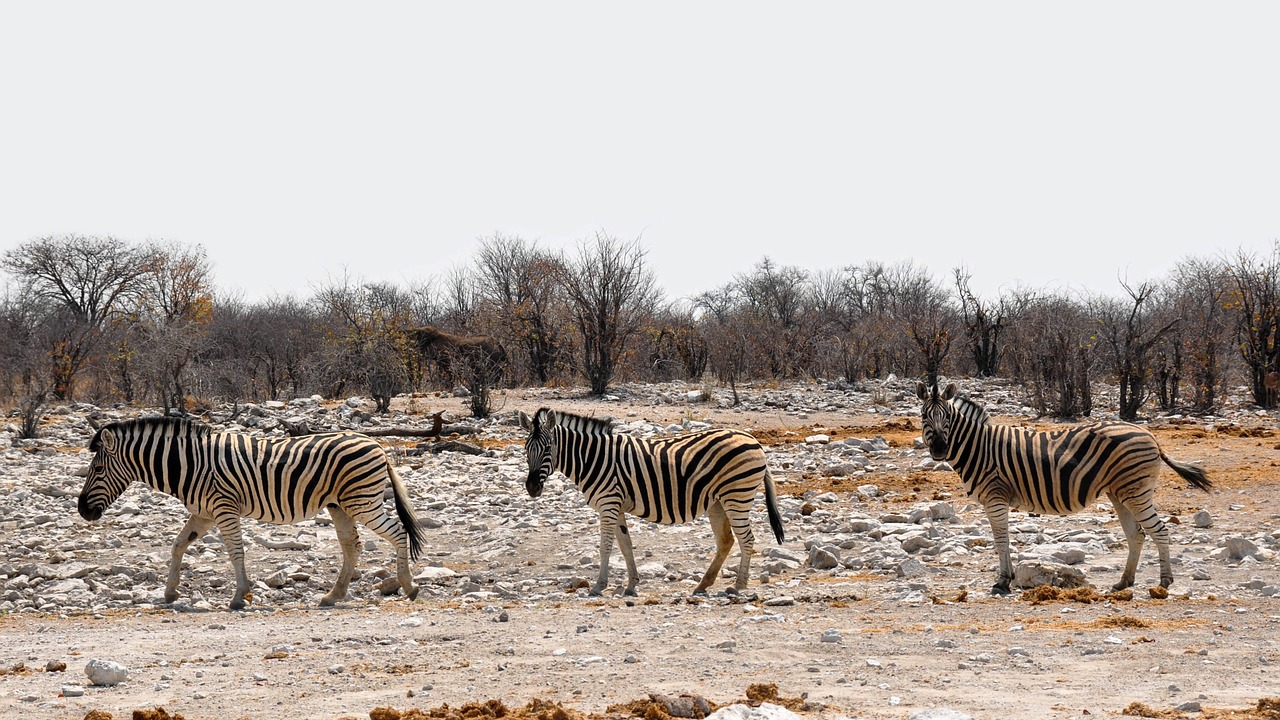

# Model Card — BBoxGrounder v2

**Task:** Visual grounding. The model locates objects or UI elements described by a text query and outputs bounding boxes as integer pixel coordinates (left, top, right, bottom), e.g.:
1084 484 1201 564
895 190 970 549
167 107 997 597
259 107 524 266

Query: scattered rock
1012 561 1087 589
85 659 129 686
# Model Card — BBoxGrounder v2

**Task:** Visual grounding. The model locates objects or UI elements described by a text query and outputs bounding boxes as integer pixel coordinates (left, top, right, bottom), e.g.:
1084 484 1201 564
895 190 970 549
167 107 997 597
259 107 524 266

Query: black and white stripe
917 381 1211 594
519 408 784 596
76 417 423 609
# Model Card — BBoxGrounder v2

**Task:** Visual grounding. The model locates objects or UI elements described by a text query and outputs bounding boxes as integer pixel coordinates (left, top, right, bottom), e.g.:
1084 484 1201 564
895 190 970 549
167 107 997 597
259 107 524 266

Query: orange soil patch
1123 697 1280 719
359 685 813 720
1021 586 1135 605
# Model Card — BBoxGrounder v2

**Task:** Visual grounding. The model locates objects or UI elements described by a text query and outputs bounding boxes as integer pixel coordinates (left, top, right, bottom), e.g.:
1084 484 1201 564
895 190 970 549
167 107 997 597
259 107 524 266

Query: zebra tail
1161 452 1213 493
763 468 785 544
388 464 425 561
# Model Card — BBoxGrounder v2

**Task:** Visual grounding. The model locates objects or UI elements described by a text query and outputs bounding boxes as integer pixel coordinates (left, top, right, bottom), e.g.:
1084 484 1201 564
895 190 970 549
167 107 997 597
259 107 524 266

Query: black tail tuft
763 469 785 544
389 465 425 561
1162 452 1212 493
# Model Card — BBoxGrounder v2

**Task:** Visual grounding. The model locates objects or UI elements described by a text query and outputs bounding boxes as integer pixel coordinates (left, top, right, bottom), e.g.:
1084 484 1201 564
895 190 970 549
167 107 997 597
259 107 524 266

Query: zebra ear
942 383 958 400
518 410 533 432
542 410 558 426
97 428 118 455
915 381 928 401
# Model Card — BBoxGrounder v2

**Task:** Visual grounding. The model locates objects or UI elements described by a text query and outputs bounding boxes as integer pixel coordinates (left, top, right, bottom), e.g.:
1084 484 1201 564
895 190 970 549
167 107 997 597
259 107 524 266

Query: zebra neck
946 417 995 481
132 434 206 498
552 427 616 488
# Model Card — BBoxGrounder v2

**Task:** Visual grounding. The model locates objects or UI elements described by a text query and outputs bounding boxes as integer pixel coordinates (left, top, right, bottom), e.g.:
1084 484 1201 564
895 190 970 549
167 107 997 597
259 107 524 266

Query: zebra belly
628 498 708 525
1009 481 1103 515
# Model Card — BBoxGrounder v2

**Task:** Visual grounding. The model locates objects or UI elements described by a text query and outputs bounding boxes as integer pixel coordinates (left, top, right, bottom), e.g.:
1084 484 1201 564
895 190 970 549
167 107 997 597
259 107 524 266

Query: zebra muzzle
526 475 544 498
77 494 103 521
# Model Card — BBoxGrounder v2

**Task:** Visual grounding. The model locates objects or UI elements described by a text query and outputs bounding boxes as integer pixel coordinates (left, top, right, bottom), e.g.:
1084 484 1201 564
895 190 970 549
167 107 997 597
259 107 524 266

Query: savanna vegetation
2 233 1278 433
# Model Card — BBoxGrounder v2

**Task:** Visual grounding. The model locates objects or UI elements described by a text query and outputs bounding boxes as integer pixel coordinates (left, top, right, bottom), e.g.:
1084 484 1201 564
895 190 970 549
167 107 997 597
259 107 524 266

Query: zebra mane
546 409 615 436
90 416 214 451
950 393 991 426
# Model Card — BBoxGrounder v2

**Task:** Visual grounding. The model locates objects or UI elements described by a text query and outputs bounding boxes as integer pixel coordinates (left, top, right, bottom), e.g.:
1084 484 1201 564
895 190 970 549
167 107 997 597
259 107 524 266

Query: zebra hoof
163 588 178 603
1111 580 1135 592
406 585 420 601
1159 577 1173 590
319 595 338 607
990 583 1011 596
229 598 247 611
691 588 709 596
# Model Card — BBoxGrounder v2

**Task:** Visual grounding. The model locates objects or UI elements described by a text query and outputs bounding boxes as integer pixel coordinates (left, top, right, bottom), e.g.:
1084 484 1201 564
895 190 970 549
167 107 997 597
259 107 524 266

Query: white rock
896 558 927 579
1193 509 1213 528
707 703 801 720
1012 561 1086 589
1226 536 1259 560
909 710 974 720
415 567 458 581
85 659 129 686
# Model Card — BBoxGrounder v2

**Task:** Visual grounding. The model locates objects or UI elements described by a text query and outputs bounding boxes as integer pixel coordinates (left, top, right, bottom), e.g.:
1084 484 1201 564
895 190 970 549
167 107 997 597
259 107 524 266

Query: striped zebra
76 417 423 610
519 408 784 596
916 381 1212 594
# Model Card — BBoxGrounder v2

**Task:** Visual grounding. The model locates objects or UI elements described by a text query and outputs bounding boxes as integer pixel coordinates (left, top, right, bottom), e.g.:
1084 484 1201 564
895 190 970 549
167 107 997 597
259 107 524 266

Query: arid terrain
0 379 1277 720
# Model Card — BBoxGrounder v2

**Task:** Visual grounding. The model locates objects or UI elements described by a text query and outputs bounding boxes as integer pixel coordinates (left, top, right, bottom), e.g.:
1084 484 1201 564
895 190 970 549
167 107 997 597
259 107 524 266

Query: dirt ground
1 388 1278 720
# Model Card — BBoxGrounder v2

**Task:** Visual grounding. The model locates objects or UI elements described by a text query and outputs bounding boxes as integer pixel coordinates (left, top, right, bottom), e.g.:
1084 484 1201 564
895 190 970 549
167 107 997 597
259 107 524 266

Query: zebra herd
73 381 1212 610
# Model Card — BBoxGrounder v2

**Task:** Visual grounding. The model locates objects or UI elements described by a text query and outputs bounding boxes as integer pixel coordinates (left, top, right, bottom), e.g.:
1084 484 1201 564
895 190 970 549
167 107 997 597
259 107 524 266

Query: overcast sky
2 3 1277 304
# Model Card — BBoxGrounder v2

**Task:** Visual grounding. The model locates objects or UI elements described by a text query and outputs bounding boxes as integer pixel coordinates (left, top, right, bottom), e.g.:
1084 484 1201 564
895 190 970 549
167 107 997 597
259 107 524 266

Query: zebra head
916 380 958 461
77 424 134 522
518 408 558 498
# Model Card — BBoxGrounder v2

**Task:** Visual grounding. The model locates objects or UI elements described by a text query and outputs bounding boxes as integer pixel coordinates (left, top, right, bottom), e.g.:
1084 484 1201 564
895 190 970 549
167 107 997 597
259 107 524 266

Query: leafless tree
559 232 662 395
1095 280 1180 421
863 261 954 384
473 234 568 385
1 235 155 399
1006 290 1096 418
127 242 216 413
734 258 812 378
312 275 416 413
0 288 58 437
1149 258 1230 413
1224 243 1280 408
953 267 1005 377
645 302 708 381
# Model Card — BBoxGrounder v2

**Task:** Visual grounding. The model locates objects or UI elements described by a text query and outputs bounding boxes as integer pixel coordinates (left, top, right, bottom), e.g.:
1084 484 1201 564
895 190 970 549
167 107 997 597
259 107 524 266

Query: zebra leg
213 512 252 611
985 503 1013 595
614 517 639 596
693 502 735 595
1131 501 1173 588
728 501 757 593
321 505 361 606
347 505 419 601
165 514 214 603
591 504 621 596
1109 493 1144 591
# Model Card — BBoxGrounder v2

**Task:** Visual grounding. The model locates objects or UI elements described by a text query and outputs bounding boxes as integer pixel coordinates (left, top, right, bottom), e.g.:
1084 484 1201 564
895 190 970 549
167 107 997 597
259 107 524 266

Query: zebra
916 381 1212 595
76 416 424 610
519 408 785 596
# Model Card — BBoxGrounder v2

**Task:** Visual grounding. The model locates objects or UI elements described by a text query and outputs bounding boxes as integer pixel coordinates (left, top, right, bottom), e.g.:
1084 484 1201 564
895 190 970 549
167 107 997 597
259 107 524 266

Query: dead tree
1096 281 1180 421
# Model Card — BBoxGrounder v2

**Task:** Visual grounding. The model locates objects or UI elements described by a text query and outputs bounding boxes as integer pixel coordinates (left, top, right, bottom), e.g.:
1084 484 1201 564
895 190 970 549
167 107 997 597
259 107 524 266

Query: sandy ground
1 387 1277 720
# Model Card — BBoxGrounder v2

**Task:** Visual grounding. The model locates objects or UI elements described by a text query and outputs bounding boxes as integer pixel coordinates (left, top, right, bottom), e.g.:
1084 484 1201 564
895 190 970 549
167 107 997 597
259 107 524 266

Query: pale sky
2 3 1278 303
